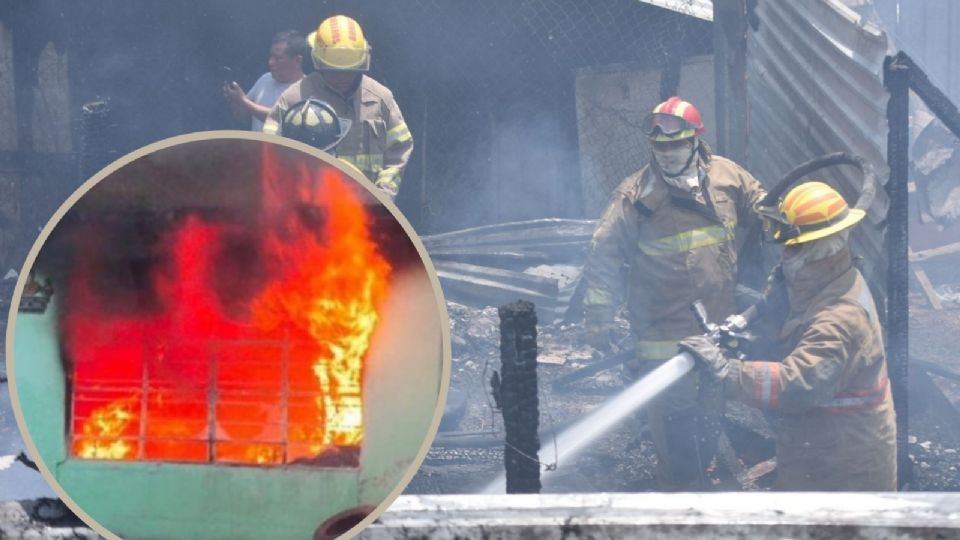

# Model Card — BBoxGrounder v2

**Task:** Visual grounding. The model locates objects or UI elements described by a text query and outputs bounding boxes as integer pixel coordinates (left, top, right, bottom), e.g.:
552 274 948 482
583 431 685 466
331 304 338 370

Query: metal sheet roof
746 0 891 287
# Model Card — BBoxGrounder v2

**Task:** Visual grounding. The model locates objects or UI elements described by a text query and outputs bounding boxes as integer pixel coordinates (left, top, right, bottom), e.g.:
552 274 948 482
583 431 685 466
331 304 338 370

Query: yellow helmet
308 15 371 71
760 181 865 245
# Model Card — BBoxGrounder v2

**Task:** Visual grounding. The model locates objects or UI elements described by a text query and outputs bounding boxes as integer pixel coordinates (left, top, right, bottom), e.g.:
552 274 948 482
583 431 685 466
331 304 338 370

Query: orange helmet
641 96 705 142
308 15 371 71
760 181 865 245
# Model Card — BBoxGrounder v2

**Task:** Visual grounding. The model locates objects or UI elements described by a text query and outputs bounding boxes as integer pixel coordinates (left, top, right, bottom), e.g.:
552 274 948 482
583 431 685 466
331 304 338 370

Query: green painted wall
59 462 359 540
12 266 444 540
13 296 67 470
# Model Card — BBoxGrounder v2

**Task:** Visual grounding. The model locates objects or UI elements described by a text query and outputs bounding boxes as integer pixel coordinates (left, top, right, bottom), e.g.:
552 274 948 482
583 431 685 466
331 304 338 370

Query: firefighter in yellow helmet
679 181 897 490
582 96 767 490
263 15 413 200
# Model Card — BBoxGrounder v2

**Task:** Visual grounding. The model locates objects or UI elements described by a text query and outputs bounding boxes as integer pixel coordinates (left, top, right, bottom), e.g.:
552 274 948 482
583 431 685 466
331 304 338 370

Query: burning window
65 151 390 467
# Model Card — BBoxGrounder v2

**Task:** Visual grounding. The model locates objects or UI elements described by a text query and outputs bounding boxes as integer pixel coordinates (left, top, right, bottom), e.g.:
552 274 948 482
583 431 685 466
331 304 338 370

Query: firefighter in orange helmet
582 96 766 490
264 15 413 200
680 181 897 490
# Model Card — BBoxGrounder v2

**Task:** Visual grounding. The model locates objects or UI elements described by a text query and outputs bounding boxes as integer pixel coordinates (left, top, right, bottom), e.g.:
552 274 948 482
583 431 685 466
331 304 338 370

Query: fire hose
483 298 763 493
558 153 876 390
485 153 879 493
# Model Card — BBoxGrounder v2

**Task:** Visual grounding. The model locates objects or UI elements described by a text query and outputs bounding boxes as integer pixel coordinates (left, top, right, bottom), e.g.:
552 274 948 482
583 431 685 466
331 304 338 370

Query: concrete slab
363 493 960 539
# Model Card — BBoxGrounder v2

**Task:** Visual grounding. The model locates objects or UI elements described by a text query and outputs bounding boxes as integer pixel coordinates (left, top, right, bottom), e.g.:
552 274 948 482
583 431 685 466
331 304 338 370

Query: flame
66 145 388 465
73 397 139 460
252 150 390 455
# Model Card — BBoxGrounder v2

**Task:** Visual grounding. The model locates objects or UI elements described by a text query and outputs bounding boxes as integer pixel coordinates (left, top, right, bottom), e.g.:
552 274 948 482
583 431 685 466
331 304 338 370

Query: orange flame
252 152 390 456
69 146 388 465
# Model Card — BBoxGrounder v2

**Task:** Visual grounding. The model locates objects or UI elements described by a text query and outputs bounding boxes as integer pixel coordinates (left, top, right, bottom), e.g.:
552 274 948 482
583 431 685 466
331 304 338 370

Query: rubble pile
423 219 594 320
0 500 95 540
913 120 960 229
409 297 960 494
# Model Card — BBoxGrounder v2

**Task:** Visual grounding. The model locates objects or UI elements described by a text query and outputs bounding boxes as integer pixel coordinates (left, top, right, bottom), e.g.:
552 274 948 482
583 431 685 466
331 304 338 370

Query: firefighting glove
678 335 730 380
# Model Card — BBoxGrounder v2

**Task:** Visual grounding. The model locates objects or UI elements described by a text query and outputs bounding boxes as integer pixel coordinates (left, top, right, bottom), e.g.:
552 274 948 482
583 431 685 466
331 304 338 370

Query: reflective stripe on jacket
582 156 766 361
263 73 413 197
724 252 897 490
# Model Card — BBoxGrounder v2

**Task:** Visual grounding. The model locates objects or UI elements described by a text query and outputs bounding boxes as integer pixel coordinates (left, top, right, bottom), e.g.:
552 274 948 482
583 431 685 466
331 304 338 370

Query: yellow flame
75 397 139 460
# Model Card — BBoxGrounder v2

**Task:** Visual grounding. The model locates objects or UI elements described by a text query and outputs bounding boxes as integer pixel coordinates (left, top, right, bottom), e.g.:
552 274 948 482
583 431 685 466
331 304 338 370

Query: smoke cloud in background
33 139 419 322
2 0 711 241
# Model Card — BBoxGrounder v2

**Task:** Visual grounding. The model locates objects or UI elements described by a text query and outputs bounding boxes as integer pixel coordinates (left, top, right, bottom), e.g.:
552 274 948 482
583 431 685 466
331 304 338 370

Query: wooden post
884 52 912 488
497 300 541 494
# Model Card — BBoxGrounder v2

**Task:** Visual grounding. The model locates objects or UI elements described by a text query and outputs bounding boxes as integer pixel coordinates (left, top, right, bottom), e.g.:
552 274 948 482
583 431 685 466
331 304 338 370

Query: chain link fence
313 0 713 231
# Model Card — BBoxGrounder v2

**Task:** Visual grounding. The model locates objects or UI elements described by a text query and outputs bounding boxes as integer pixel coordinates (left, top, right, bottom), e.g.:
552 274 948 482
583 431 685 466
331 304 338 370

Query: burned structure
493 300 541 494
406 0 960 509
9 138 445 539
3 0 960 537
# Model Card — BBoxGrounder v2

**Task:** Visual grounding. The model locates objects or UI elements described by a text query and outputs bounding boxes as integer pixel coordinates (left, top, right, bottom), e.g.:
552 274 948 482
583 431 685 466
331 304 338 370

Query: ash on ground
908 291 960 491
407 299 960 494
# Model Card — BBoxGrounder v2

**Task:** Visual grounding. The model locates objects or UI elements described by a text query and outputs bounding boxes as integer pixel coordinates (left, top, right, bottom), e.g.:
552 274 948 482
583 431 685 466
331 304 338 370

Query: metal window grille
70 337 362 467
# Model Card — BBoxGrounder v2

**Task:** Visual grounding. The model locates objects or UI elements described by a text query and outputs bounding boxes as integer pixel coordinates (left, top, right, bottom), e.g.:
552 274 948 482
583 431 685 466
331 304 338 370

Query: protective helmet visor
757 204 799 243
641 112 699 139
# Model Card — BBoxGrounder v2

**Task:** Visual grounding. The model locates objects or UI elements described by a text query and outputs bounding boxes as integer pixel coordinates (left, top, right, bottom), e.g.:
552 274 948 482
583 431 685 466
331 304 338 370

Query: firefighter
263 15 413 200
582 96 766 490
679 181 897 490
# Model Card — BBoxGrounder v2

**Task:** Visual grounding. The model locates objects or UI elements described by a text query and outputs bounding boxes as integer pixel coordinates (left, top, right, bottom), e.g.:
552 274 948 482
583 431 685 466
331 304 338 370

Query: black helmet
280 99 352 152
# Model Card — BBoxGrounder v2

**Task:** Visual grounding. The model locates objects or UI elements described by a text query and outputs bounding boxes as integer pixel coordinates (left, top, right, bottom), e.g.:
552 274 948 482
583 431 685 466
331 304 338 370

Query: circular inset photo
6 132 450 540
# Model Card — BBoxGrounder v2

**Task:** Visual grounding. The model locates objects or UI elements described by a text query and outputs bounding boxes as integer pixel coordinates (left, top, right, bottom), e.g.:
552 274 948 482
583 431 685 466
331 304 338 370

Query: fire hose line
483 153 877 493
483 353 698 494
483 285 774 493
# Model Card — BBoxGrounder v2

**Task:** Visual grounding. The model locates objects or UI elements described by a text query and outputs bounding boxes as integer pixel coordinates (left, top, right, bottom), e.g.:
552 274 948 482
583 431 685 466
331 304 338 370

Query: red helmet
641 96 705 142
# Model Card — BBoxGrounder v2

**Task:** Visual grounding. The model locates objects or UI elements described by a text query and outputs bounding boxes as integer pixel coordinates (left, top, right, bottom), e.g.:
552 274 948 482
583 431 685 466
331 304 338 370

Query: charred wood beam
428 243 589 266
436 271 562 315
424 231 593 251
427 248 552 266
422 221 596 250
435 261 559 297
80 101 118 182
884 52 912 488
910 241 960 263
497 300 541 494
423 218 597 243
893 51 960 142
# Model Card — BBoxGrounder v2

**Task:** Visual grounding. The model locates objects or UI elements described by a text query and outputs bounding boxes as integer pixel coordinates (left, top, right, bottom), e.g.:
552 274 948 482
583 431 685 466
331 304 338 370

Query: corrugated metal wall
746 0 890 291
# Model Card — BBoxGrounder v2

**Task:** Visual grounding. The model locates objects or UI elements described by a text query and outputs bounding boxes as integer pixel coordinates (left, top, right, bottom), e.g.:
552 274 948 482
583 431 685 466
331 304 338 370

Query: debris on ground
409 296 960 494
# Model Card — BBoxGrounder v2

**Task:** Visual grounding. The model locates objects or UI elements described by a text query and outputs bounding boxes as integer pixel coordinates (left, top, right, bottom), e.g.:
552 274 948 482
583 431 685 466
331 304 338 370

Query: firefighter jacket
583 155 766 363
723 250 897 490
264 73 414 197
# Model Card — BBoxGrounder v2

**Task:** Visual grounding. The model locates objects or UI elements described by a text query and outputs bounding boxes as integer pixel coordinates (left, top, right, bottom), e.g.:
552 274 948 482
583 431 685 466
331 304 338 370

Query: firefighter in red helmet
582 96 767 490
